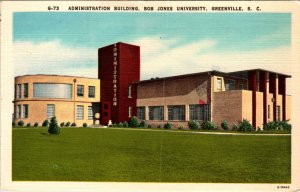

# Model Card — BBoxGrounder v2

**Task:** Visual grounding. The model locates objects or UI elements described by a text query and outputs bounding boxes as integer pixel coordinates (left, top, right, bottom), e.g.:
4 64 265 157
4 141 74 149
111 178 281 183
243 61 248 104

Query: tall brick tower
98 42 140 124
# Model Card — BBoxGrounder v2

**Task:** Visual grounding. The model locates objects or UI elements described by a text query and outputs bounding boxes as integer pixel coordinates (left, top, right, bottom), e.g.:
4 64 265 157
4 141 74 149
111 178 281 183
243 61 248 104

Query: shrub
129 116 139 128
18 120 24 127
26 123 31 127
117 123 123 128
139 120 146 128
164 122 172 129
263 120 292 131
71 122 76 127
147 124 152 128
12 121 16 127
188 120 200 130
34 122 39 127
263 121 277 130
83 123 88 127
178 125 184 130
42 119 49 127
65 122 71 127
123 121 129 128
232 124 238 131
48 117 60 134
60 122 65 127
202 121 217 130
221 120 229 130
280 120 292 131
257 126 262 132
237 119 254 132
157 124 162 129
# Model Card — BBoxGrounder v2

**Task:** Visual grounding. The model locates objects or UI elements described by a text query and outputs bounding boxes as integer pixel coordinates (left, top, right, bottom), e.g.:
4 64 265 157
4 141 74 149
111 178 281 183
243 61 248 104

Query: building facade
13 75 100 126
135 70 291 128
98 42 140 124
13 42 291 129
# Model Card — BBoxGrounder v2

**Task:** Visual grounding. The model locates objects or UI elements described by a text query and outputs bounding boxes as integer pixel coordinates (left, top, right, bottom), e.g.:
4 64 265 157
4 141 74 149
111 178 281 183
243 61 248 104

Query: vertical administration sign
112 44 118 106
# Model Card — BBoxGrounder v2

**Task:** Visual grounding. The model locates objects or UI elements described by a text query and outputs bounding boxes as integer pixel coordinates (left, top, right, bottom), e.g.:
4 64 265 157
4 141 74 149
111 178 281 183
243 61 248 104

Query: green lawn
12 127 291 183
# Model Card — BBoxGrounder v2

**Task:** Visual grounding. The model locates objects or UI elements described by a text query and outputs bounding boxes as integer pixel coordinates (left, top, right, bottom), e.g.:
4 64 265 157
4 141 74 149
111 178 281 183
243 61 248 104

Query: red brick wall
98 43 140 124
137 74 211 104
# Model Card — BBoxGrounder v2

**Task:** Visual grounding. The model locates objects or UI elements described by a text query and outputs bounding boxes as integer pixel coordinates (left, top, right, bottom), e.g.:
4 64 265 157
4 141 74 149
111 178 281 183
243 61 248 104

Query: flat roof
98 42 139 50
135 68 291 84
15 74 99 80
228 68 292 78
133 70 222 84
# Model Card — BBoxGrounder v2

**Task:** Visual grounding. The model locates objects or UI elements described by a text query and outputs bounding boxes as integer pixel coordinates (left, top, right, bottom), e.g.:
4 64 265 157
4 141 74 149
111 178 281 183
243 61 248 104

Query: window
23 83 28 98
128 86 132 98
225 79 235 91
168 105 185 120
276 106 281 121
33 83 72 99
47 104 55 119
189 104 211 121
88 86 95 98
149 106 164 120
268 105 270 119
217 78 222 91
17 84 22 98
204 105 211 121
77 85 84 97
128 106 132 117
88 106 93 120
137 107 145 120
22 105 28 118
76 105 84 120
16 105 21 118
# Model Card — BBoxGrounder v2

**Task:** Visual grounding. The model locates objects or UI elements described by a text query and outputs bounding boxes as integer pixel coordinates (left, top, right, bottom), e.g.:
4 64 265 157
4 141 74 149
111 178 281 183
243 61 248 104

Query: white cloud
129 37 292 80
130 36 218 79
13 40 98 78
14 38 292 85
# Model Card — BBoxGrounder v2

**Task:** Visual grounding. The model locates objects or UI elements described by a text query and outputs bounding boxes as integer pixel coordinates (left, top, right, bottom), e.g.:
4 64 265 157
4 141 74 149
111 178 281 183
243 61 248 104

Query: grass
12 127 291 183
104 126 291 134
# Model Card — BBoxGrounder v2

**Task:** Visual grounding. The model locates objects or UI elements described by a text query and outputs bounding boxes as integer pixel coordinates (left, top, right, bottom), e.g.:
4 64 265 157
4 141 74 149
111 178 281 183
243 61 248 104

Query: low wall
145 120 188 129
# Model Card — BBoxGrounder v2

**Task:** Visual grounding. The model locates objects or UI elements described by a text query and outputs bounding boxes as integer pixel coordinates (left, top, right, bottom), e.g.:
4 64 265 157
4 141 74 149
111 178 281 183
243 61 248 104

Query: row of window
137 104 211 121
16 83 96 99
216 78 245 91
16 83 28 99
16 104 28 119
267 105 281 121
15 104 93 120
47 105 94 120
77 85 95 98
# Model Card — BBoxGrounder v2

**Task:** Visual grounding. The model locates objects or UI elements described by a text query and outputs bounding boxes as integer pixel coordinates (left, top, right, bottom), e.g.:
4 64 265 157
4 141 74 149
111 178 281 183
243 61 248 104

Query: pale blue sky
13 12 291 79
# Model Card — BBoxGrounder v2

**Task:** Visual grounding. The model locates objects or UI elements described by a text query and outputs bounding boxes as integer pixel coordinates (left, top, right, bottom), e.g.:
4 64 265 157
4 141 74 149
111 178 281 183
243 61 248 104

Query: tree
48 117 60 134
129 116 139 128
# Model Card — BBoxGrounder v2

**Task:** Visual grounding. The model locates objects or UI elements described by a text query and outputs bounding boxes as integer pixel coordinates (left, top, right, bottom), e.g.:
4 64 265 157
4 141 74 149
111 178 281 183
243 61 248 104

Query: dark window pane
168 105 185 121
77 85 84 97
88 86 95 98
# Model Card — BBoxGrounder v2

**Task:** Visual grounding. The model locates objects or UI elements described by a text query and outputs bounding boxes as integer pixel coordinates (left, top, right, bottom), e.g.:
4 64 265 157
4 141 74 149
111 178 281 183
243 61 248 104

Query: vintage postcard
1 1 300 191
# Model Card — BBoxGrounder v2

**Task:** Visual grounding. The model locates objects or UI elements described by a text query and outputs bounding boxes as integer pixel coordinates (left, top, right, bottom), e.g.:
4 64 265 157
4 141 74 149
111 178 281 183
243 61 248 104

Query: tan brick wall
213 90 243 128
241 90 252 125
286 95 291 121
14 75 100 126
256 92 264 128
